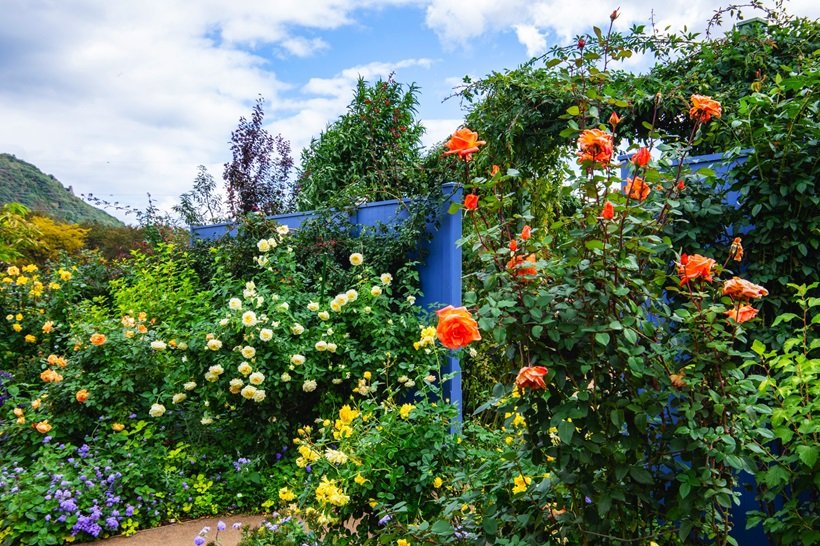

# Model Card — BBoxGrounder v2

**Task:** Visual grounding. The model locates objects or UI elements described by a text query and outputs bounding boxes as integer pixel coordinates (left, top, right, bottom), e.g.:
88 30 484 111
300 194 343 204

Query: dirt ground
90 515 268 546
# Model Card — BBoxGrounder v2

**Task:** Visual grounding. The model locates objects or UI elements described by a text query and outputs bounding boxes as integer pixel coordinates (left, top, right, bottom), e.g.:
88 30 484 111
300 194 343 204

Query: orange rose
602 201 615 221
608 111 621 127
90 333 107 346
722 277 768 300
42 321 54 334
75 389 89 403
31 398 41 409
40 369 62 383
678 253 715 285
689 94 722 123
515 366 549 390
112 422 125 432
444 128 486 161
669 373 686 389
521 225 532 241
507 254 537 278
34 420 52 434
725 304 758 324
509 240 518 252
624 176 650 201
631 147 651 167
577 129 613 164
491 164 500 176
137 324 148 334
435 305 481 350
463 193 479 211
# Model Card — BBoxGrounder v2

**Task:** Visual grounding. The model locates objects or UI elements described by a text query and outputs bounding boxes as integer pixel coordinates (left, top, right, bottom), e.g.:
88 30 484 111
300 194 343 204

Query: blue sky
0 0 817 222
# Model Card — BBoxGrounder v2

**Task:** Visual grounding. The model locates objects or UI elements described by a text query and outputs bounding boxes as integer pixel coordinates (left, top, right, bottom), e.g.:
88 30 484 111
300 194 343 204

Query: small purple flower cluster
232 457 251 472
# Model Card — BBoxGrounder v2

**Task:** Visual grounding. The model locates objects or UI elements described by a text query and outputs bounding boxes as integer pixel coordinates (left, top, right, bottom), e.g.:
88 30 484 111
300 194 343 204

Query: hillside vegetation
0 153 122 227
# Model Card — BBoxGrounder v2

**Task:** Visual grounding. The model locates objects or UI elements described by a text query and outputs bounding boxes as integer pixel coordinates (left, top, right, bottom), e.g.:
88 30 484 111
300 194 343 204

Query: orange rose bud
631 147 651 167
610 8 620 20
678 253 716 285
112 422 125 432
491 164 500 176
730 237 744 262
689 94 722 123
602 201 615 221
507 254 537 278
435 305 481 350
624 176 650 201
725 305 758 324
677 179 685 191
515 366 549 390
34 420 52 434
608 111 621 127
75 389 89 403
669 373 686 389
463 193 479 211
509 240 518 252
444 127 486 161
723 277 768 300
90 333 107 346
521 225 532 241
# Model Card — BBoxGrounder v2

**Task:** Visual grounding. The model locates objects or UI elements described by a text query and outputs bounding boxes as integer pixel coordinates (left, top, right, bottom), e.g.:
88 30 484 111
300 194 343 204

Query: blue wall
190 183 465 420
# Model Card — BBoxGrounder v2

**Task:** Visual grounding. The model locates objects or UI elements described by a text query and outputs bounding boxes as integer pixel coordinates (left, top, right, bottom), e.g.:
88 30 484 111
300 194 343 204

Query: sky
1 0 818 223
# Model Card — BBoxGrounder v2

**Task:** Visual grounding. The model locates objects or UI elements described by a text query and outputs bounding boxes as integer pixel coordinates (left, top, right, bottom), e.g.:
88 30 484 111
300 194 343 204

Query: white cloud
426 0 820 53
0 0 424 222
514 24 547 58
420 118 463 150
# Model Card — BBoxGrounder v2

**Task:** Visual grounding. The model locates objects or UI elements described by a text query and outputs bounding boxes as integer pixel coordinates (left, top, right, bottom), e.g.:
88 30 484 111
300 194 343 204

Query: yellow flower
22 264 37 273
237 362 252 376
112 422 125 432
48 282 61 290
42 321 54 333
338 404 360 425
16 276 29 285
278 487 296 502
240 345 256 359
315 476 349 506
58 269 72 281
512 474 531 495
354 473 367 485
363 371 372 380
6 266 19 276
318 310 330 320
25 334 36 343
349 253 364 266
399 403 415 420
15 313 22 321
397 540 411 546
12 323 22 332
433 476 443 488
512 413 526 428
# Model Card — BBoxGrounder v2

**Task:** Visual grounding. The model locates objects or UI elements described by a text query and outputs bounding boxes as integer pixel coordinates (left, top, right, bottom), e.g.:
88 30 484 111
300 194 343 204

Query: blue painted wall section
190 183 464 420
619 150 769 546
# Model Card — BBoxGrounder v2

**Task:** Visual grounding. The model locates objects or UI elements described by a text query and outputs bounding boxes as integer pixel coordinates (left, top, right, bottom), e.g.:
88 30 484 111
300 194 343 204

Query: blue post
417 183 463 422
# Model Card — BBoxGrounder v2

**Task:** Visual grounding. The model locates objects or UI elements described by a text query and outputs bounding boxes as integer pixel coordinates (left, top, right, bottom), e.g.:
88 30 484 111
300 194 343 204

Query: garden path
91 515 267 546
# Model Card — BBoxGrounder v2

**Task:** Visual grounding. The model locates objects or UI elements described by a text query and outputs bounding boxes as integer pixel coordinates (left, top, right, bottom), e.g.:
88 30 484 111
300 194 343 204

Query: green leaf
567 105 580 116
558 421 575 444
447 202 461 215
629 467 653 485
483 517 498 536
680 482 691 499
431 520 454 535
595 332 610 346
797 445 817 468
585 240 604 250
623 329 638 344
751 339 766 355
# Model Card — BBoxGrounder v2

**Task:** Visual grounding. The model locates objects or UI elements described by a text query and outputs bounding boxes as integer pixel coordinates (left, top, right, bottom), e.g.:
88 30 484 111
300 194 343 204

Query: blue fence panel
620 149 769 545
190 183 464 420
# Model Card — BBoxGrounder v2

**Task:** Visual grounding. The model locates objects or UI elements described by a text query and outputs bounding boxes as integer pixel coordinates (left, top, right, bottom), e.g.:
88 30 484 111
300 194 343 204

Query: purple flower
232 522 242 529
378 514 391 526
194 537 206 546
43 435 53 444
217 521 226 531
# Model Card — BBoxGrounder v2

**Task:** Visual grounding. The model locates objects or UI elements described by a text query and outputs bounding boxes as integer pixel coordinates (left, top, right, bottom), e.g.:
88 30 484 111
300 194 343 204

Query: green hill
0 153 122 227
